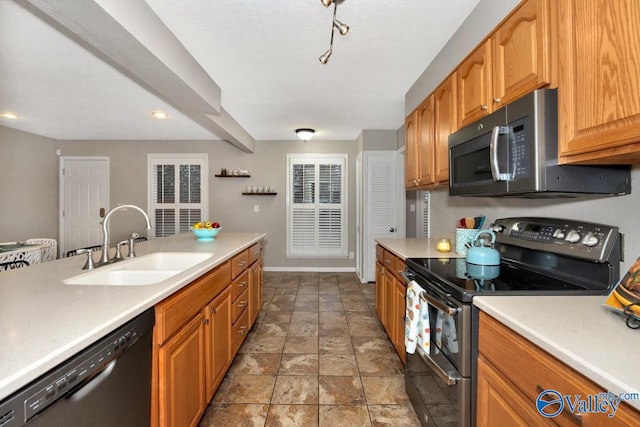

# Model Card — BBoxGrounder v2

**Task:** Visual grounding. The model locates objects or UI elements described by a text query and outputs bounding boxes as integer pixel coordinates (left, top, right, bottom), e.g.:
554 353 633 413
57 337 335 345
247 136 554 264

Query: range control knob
582 232 599 247
565 230 581 243
492 224 505 233
552 229 566 239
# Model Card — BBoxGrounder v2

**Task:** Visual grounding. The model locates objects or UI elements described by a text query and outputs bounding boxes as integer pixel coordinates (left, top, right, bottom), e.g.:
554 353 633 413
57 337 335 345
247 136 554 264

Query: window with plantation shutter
287 153 347 258
148 153 208 238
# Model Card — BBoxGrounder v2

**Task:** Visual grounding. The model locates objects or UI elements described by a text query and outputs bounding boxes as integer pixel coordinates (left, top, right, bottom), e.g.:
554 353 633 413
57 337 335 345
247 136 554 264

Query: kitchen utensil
465 229 500 266
465 217 475 229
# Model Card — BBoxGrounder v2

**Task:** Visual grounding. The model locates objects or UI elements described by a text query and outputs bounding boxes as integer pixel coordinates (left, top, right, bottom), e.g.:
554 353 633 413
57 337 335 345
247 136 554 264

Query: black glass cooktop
405 257 611 303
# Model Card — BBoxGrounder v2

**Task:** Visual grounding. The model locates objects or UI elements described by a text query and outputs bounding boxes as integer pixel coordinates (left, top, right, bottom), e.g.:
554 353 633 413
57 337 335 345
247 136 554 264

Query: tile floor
198 271 421 427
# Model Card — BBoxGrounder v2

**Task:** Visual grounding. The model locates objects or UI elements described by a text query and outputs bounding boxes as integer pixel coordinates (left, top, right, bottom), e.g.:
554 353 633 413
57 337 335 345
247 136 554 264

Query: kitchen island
0 231 265 402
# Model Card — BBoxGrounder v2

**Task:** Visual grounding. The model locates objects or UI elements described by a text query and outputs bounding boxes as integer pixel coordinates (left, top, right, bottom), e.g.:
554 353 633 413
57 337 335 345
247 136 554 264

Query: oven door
402 271 472 427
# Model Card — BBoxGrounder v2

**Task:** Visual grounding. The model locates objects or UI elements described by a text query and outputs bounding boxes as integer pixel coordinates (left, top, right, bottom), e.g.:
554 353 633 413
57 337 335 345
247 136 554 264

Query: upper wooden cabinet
457 40 493 127
405 109 420 188
417 94 436 186
434 73 457 183
557 0 640 164
405 74 457 190
457 0 552 128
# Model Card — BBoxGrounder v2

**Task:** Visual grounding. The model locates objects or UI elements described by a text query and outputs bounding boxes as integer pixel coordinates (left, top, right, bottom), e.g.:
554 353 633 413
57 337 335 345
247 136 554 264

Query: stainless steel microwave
448 89 631 197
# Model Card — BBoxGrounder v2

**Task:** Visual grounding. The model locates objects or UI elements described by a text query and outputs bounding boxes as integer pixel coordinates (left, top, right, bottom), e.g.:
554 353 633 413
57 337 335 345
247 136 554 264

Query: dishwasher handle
68 359 117 402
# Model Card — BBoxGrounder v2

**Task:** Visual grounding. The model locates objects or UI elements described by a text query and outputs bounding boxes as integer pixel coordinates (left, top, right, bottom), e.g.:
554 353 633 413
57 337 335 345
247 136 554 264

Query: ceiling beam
23 0 255 152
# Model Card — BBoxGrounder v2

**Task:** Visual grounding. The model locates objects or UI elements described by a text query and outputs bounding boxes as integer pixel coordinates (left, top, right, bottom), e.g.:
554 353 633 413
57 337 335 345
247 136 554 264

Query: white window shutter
287 154 347 258
148 154 208 238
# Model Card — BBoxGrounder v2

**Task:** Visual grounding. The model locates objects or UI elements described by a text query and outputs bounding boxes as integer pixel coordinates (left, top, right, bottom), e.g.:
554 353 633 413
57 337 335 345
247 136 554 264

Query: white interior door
363 151 397 282
355 153 363 281
59 157 109 256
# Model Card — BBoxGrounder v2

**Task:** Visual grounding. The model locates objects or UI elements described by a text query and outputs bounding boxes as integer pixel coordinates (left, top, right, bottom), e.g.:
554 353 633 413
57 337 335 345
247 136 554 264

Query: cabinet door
457 40 492 128
204 287 231 402
393 277 406 364
492 0 550 108
558 0 640 163
477 356 556 427
375 260 385 320
383 269 395 338
434 73 457 183
158 313 206 427
404 109 420 188
249 260 262 326
417 94 435 185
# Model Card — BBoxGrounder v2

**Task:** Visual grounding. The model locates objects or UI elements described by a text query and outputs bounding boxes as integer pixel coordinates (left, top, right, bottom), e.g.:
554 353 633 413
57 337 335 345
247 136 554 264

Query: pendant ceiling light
319 0 349 64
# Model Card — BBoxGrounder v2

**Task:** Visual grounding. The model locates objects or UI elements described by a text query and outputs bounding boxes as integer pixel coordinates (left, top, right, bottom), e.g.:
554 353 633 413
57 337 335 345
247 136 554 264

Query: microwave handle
490 126 512 182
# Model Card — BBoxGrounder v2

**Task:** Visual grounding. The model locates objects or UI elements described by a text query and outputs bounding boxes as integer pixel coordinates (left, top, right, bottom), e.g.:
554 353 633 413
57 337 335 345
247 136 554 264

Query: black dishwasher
0 308 154 427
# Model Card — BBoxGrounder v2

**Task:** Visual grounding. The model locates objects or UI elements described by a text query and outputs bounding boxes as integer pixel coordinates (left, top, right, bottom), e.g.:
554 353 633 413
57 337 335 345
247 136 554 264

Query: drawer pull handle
238 281 247 287
535 385 584 425
238 301 247 308
238 261 247 266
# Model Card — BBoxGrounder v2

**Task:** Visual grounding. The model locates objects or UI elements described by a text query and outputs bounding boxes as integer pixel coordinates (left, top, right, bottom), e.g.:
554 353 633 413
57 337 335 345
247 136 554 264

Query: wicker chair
0 260 30 271
25 238 57 262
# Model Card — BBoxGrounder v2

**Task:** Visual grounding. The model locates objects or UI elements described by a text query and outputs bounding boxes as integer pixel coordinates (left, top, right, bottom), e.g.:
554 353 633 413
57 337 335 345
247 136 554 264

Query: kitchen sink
64 252 213 286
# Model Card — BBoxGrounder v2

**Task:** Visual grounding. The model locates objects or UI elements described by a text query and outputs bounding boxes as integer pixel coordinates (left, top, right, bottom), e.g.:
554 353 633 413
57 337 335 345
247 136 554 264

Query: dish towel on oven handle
404 281 421 354
416 289 431 354
435 311 459 354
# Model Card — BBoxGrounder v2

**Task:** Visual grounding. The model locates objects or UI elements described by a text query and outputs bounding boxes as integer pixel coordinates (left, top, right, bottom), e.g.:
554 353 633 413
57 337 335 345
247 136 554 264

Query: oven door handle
416 346 460 386
400 271 458 316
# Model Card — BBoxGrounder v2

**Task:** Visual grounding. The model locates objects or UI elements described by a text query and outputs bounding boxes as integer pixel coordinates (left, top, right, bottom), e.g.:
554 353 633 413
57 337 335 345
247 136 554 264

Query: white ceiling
0 0 480 146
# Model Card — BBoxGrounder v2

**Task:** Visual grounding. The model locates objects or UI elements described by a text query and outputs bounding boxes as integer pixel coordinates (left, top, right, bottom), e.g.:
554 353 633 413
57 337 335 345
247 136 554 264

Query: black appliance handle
400 271 458 316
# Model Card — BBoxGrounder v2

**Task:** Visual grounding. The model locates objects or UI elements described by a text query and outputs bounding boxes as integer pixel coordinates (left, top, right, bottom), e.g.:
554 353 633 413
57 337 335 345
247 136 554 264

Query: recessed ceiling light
0 112 19 119
150 110 170 119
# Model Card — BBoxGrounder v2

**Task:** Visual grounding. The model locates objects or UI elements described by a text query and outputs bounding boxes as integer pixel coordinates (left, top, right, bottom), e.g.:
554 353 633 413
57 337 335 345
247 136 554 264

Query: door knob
389 227 396 233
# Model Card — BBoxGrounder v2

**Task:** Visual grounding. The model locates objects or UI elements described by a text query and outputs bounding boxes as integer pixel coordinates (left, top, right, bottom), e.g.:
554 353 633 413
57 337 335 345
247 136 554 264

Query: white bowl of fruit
191 221 221 241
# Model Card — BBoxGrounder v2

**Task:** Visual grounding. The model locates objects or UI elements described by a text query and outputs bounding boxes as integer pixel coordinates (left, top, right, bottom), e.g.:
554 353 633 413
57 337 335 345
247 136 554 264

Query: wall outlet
254 204 259 213
349 251 354 259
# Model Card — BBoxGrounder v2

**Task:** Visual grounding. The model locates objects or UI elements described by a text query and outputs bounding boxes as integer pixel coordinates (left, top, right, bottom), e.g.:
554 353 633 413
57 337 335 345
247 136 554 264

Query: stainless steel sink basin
64 252 213 286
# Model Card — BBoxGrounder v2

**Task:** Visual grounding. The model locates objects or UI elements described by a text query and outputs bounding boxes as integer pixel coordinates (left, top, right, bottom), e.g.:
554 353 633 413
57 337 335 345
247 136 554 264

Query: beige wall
0 126 59 243
59 137 358 270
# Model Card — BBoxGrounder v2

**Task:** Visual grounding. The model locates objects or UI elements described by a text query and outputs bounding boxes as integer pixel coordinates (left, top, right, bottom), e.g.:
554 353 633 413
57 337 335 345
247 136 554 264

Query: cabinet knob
481 105 488 110
211 308 217 314
203 318 210 325
492 98 501 103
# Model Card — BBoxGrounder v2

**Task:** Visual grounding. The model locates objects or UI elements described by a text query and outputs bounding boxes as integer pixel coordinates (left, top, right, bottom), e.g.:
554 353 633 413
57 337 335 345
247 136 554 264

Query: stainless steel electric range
403 217 622 427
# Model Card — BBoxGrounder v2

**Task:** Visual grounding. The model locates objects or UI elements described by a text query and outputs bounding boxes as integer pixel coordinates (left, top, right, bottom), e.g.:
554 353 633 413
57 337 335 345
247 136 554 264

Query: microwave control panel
491 217 619 262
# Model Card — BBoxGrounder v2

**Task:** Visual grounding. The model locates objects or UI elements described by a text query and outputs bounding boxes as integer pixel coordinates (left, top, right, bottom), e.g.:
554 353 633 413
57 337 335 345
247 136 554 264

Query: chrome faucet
98 205 152 266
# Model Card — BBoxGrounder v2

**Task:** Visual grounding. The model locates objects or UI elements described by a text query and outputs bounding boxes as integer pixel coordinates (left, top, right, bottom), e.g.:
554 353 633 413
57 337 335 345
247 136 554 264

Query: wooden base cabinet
152 240 264 427
158 313 206 427
375 244 406 364
477 311 640 427
204 287 231 402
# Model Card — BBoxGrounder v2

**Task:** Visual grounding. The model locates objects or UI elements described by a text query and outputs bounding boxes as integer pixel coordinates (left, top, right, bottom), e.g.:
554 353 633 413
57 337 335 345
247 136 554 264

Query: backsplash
421 166 640 272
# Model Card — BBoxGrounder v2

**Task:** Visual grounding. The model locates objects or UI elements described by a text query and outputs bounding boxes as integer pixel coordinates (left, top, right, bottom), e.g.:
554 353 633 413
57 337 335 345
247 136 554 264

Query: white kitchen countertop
474 295 640 411
376 235 465 260
0 231 265 401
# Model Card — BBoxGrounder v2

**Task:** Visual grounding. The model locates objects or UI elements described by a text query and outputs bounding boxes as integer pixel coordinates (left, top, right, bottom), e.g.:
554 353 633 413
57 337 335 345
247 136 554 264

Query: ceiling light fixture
319 0 349 65
0 112 19 119
150 110 170 119
295 128 315 142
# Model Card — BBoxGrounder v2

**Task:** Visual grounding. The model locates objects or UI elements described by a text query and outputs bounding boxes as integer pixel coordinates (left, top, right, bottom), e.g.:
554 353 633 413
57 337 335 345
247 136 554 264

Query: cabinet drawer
232 308 249 355
479 312 640 426
382 250 395 271
231 249 250 279
249 241 262 265
155 261 231 345
393 257 406 282
231 269 249 301
232 288 249 323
